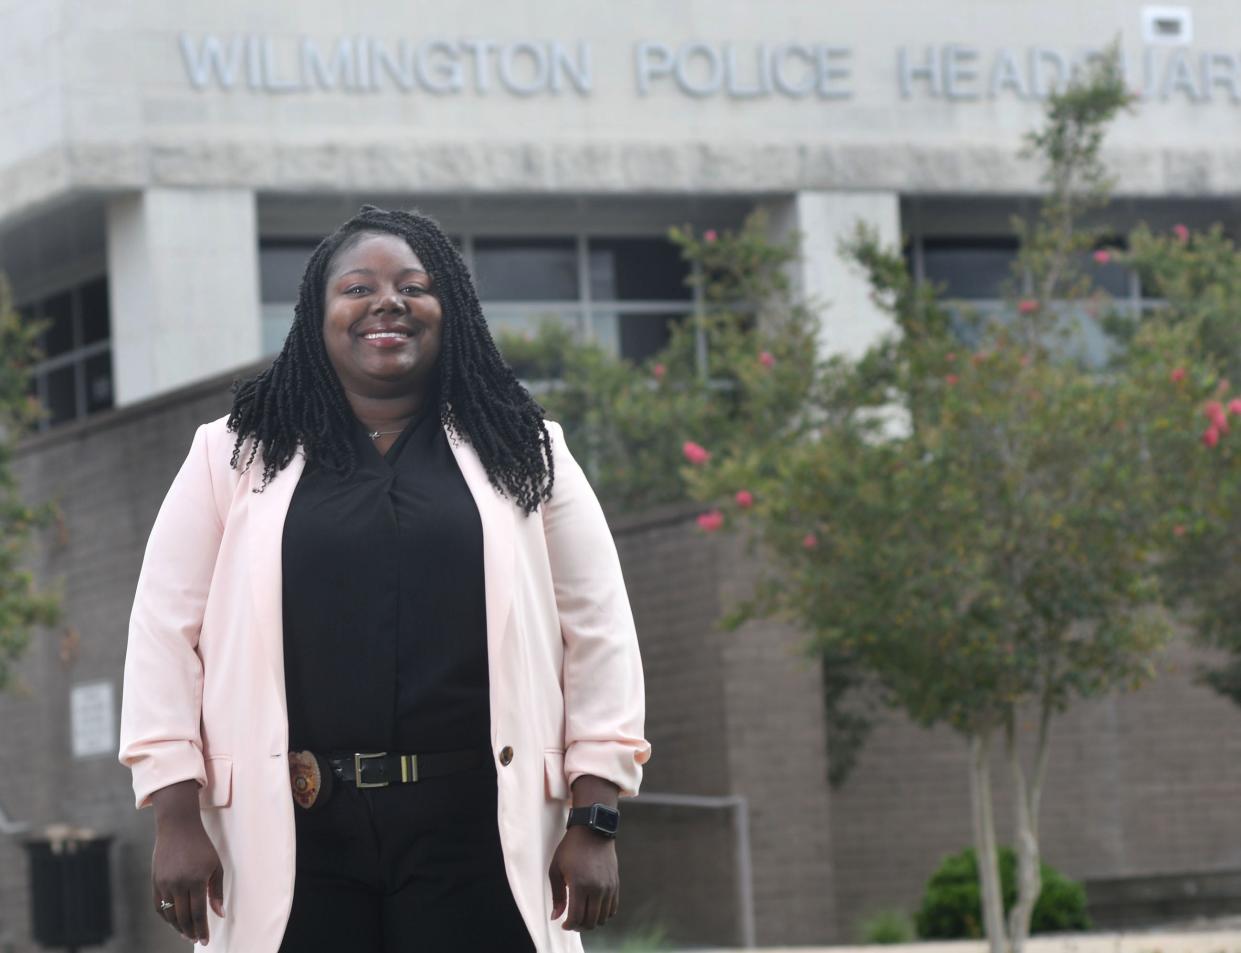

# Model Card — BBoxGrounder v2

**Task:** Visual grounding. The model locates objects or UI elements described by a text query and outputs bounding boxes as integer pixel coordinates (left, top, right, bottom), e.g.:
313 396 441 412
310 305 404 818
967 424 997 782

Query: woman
118 206 652 952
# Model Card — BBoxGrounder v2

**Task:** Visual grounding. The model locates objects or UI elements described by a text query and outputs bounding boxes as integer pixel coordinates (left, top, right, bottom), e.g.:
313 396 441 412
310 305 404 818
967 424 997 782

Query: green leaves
0 276 63 692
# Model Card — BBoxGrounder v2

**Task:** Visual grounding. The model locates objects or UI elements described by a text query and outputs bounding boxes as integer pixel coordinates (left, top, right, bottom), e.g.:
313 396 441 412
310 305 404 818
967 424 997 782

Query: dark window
18 276 112 430
80 277 111 345
474 238 578 301
46 365 76 426
41 292 75 358
588 238 692 301
260 243 315 303
84 352 114 414
1078 248 1131 298
617 312 689 363
922 238 1020 299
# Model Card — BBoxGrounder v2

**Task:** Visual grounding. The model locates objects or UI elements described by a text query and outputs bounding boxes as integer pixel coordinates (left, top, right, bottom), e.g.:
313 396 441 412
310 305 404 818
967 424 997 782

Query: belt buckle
401 754 419 783
354 751 388 788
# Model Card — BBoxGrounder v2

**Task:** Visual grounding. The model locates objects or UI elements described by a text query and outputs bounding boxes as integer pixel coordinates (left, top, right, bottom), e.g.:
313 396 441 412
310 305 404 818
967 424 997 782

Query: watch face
591 805 620 834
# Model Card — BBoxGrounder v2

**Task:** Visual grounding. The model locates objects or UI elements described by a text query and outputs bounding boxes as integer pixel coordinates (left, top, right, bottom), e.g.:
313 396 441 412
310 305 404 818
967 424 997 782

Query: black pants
277 759 536 952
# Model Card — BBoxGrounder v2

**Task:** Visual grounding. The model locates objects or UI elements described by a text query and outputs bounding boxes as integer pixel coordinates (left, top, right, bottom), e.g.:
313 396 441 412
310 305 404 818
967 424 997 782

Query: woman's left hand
548 827 619 931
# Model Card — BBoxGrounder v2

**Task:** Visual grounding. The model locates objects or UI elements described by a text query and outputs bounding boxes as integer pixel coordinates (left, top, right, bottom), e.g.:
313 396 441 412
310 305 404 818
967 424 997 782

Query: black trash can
23 829 113 951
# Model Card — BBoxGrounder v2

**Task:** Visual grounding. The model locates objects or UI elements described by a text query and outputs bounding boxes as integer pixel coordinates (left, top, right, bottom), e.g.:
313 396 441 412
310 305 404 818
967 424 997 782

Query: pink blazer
118 414 651 953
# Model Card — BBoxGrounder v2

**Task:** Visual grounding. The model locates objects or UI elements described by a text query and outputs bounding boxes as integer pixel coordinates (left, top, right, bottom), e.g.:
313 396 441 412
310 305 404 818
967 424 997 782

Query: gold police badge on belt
288 750 333 811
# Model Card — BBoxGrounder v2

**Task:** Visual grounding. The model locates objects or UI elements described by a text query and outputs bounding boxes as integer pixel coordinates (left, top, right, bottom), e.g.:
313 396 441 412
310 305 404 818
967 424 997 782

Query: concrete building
2 1 1241 950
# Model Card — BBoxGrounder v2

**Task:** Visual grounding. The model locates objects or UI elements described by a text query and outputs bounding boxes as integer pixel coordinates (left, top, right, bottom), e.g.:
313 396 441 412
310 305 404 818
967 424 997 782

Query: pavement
676 930 1241 953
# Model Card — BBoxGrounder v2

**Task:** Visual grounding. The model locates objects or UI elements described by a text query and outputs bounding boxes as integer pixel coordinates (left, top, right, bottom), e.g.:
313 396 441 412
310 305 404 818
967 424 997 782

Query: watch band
566 803 620 838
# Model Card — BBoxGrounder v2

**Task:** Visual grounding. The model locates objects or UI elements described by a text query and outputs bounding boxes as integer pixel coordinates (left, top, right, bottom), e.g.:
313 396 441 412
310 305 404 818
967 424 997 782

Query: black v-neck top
281 405 491 754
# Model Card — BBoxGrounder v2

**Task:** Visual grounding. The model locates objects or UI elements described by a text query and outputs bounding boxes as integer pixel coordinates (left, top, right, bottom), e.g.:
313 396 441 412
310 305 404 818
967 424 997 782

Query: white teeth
363 331 408 339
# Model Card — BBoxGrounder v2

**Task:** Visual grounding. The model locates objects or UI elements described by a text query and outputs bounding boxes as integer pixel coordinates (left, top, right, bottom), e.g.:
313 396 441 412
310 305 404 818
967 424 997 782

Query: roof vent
1142 6 1193 45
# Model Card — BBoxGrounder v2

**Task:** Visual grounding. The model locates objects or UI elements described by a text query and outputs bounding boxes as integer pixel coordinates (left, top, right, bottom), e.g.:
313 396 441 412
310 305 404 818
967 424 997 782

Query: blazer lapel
447 430 516 673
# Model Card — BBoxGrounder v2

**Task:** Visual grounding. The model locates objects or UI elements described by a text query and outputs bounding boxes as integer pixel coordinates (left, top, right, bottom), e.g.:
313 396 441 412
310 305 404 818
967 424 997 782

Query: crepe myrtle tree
0 275 62 692
513 207 823 514
1118 222 1241 707
680 51 1196 953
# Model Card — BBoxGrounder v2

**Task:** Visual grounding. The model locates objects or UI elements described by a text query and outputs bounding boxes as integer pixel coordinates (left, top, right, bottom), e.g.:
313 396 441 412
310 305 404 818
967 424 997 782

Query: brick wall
0 373 239 953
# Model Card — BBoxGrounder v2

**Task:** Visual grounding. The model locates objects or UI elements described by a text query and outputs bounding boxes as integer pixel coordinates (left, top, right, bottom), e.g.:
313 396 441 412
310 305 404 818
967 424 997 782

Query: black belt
325 748 492 788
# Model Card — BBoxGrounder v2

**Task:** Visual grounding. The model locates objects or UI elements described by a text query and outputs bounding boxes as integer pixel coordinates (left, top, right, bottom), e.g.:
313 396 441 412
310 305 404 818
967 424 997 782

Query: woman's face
321 231 444 398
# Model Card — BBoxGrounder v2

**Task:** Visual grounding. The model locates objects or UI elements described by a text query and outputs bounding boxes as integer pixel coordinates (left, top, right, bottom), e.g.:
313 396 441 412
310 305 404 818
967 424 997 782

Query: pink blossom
802 533 819 550
1020 354 1032 367
1217 378 1231 396
704 229 718 243
1017 298 1040 315
1173 524 1187 537
1202 425 1221 448
735 489 754 508
1093 249 1112 265
971 352 987 366
697 510 724 533
1171 367 1187 383
945 352 957 363
1205 401 1229 431
1173 224 1190 243
758 351 776 368
652 363 667 381
682 441 711 465
945 374 959 386
1228 399 1241 416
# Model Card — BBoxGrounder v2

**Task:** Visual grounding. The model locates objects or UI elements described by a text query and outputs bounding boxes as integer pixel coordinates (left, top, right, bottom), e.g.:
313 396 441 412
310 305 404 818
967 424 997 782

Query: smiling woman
320 233 444 449
118 205 651 953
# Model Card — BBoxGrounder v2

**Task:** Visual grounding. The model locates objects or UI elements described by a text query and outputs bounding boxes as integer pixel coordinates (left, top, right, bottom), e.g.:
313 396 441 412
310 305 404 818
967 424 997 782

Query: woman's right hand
149 780 225 945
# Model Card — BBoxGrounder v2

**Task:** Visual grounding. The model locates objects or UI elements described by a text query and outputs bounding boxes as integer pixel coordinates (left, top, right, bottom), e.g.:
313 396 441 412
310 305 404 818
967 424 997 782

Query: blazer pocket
543 749 569 801
199 756 233 809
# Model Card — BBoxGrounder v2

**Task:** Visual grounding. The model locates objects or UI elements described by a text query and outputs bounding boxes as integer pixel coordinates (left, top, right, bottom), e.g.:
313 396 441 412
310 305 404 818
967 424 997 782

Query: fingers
611 882 620 920
152 883 178 931
173 887 196 940
156 899 179 931
208 864 226 919
190 883 210 945
562 883 616 931
563 880 586 931
548 863 566 920
154 885 213 943
582 892 602 931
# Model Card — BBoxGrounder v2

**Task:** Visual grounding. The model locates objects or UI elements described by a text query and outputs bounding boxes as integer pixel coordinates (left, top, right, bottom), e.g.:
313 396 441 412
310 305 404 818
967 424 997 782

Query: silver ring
158 899 175 911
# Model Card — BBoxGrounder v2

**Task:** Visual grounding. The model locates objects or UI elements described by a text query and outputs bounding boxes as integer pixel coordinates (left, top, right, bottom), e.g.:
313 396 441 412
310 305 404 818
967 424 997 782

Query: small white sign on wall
70 681 116 759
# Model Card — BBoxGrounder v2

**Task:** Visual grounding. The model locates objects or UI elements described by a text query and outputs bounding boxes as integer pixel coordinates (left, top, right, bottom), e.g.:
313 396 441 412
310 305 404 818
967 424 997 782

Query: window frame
20 277 113 431
258 229 706 373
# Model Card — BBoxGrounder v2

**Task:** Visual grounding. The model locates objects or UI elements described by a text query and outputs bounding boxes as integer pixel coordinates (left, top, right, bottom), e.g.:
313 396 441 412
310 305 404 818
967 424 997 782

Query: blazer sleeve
117 422 224 809
541 419 652 798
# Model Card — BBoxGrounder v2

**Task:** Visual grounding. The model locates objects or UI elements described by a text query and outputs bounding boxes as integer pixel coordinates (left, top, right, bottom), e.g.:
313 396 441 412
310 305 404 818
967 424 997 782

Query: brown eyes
342 285 427 296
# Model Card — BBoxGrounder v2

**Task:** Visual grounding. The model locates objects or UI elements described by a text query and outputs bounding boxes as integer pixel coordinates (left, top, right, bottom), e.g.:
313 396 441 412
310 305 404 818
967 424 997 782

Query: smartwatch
566 803 620 838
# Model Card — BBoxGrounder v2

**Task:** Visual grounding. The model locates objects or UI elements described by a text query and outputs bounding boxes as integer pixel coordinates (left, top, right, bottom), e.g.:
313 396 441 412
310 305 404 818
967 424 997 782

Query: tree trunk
1006 701 1054 953
969 731 1008 953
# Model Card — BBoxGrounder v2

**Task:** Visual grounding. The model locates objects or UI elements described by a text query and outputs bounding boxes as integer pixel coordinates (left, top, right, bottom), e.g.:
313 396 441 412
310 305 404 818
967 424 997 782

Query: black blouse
281 404 491 755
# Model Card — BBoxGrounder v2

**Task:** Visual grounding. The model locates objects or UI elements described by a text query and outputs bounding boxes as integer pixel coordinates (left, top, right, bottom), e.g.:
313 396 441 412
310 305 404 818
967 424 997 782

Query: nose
374 289 407 313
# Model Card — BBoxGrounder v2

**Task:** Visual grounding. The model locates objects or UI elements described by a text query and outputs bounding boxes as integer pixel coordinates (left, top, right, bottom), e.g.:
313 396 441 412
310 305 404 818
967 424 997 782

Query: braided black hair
226 205 554 515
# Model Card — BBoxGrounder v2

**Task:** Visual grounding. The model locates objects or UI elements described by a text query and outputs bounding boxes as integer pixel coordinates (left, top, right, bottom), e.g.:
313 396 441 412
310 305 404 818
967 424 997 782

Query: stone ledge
8 138 1241 222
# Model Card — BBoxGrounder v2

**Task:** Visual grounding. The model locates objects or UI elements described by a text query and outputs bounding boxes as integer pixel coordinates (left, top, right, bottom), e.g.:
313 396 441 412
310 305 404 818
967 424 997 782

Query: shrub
915 847 1090 939
858 910 915 944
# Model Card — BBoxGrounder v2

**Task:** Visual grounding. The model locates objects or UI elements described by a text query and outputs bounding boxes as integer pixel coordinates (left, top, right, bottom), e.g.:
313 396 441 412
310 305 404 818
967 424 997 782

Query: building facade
2 1 1241 950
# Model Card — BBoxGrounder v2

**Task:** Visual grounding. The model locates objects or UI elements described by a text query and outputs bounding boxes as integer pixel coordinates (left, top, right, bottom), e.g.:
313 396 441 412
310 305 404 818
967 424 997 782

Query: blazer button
499 746 514 766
